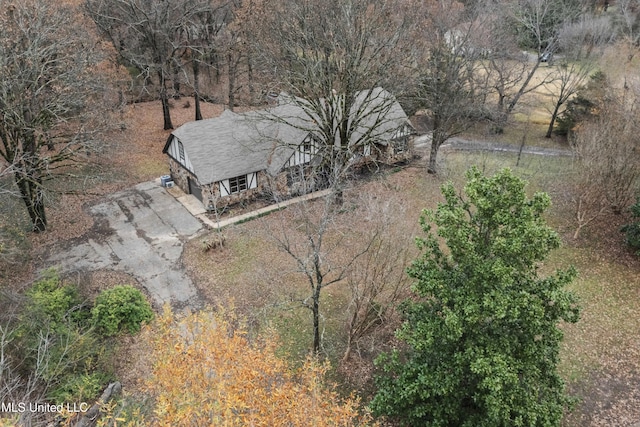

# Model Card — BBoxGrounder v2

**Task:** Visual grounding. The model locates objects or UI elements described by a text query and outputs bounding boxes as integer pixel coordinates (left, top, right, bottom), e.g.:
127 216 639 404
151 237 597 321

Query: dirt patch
547 179 639 266
573 212 639 267
72 269 141 303
566 368 640 427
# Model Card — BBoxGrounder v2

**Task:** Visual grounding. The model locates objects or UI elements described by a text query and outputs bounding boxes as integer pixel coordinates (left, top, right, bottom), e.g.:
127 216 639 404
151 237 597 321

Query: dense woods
1 0 638 231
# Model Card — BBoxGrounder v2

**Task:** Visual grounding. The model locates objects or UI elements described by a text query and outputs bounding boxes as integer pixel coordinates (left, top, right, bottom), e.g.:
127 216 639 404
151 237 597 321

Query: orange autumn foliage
144 306 375 427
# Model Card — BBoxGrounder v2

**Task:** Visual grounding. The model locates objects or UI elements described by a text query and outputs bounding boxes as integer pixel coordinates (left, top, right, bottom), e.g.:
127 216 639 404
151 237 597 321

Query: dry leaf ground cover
2 89 639 425
183 146 640 425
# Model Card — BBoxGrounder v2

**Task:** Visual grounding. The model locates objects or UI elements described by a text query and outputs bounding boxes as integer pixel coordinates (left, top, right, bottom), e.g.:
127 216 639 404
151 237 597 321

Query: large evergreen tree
371 167 580 427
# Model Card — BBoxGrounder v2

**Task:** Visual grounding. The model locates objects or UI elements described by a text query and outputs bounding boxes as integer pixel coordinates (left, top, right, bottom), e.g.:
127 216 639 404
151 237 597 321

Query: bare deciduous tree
0 0 114 232
269 193 368 354
342 206 413 362
480 23 531 116
557 13 615 60
544 60 596 138
415 1 496 173
250 0 418 192
571 84 640 238
479 0 583 121
614 0 640 60
571 177 609 239
181 1 232 119
542 12 612 137
86 0 213 130
268 189 407 355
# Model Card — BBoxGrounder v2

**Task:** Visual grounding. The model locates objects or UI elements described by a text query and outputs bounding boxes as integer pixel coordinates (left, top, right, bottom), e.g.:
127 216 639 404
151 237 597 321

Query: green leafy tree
554 70 607 137
92 285 154 336
371 167 580 427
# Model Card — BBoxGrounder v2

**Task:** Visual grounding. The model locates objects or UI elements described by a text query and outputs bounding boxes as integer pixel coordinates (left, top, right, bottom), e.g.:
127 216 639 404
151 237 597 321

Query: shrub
144 307 374 426
27 269 78 317
25 269 88 329
13 271 112 405
621 198 640 255
92 285 154 336
49 371 112 404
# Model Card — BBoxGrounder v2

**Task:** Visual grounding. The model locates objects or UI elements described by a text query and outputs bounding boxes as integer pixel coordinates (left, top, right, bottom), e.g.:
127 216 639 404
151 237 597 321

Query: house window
302 136 313 154
178 141 185 162
229 175 248 194
220 173 256 197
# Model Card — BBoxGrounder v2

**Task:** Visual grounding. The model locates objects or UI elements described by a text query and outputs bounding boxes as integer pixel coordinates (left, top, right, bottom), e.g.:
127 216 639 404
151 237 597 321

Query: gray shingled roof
168 88 409 186
348 87 411 145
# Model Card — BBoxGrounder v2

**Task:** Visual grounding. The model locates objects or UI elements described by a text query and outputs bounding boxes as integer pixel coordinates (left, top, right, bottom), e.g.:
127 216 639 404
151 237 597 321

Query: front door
188 177 203 202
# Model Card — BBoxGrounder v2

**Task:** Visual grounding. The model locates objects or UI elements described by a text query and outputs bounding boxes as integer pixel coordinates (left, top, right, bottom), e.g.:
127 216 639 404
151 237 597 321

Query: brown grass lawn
5 80 640 425
183 167 431 358
184 146 640 425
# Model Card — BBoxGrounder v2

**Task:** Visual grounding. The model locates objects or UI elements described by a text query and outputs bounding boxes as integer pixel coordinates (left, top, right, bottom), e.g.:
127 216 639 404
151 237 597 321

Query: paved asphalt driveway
47 181 203 309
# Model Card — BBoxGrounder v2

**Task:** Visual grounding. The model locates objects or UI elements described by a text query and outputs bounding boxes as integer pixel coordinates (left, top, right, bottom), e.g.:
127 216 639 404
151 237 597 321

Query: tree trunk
74 382 121 427
159 71 173 130
193 59 203 121
343 305 358 362
427 140 439 174
16 174 47 232
172 64 181 99
516 131 527 167
573 224 582 240
247 54 255 104
312 285 321 354
228 52 236 112
497 92 505 112
506 60 542 115
546 101 562 138
333 188 344 207
428 122 444 174
212 50 220 84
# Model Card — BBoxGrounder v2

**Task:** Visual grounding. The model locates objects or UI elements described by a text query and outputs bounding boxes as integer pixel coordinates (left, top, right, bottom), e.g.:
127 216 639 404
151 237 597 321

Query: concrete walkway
167 185 332 230
45 177 332 310
47 181 204 310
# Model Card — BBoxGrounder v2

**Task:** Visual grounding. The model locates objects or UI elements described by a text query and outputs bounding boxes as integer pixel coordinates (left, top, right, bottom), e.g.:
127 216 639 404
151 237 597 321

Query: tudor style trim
219 172 258 197
284 133 318 168
163 135 195 174
162 87 415 209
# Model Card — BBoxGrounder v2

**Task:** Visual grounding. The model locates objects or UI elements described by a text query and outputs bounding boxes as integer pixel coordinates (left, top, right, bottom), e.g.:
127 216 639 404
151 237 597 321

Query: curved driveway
47 181 203 309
